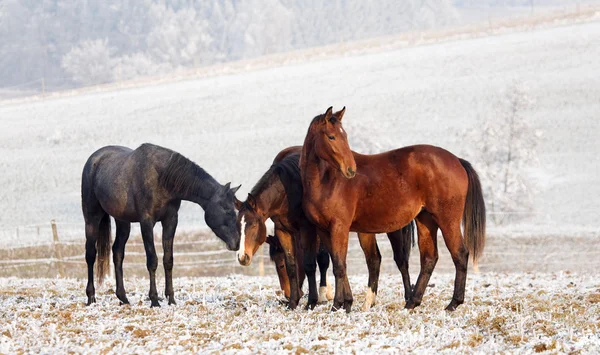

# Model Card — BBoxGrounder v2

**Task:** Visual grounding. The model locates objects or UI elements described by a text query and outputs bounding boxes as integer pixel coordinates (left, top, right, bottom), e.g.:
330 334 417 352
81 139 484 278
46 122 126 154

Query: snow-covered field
1 273 599 354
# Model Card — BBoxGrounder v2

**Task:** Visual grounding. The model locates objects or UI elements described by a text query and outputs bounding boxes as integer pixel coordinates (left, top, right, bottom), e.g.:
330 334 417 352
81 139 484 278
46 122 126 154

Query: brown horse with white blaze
300 107 486 312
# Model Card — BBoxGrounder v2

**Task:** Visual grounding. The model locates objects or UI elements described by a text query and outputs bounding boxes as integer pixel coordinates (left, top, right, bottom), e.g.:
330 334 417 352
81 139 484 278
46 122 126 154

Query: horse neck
171 167 220 209
252 175 287 221
300 130 325 190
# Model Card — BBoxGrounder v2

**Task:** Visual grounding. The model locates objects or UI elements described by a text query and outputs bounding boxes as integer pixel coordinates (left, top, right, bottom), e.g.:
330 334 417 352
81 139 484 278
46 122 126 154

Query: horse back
273 145 302 164
82 144 175 222
349 145 468 232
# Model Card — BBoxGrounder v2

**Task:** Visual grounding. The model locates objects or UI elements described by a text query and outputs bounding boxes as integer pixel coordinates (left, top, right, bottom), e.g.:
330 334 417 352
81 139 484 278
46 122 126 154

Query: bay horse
300 107 486 312
235 146 414 310
82 143 241 307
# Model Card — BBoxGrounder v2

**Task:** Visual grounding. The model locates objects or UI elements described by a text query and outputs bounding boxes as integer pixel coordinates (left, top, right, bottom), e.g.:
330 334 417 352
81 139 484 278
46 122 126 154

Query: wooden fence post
51 219 65 277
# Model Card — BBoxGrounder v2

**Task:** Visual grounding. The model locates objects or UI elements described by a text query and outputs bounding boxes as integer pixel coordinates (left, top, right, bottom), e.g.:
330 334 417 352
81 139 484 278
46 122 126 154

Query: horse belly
352 199 420 234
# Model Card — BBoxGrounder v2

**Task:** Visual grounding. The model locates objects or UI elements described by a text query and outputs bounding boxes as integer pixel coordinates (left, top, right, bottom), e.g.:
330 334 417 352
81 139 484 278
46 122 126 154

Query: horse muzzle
343 166 356 179
237 253 251 266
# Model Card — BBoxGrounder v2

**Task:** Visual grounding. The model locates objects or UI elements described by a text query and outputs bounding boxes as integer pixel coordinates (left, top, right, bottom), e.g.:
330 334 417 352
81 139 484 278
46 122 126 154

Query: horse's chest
303 199 334 228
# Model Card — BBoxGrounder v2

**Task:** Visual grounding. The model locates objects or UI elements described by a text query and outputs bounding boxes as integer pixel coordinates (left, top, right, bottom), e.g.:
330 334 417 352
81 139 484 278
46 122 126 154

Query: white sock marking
362 287 376 311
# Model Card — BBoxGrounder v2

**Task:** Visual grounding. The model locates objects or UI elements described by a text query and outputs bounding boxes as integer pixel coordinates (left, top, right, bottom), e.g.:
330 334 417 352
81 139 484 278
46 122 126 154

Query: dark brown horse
82 143 241 307
235 146 414 310
300 107 486 312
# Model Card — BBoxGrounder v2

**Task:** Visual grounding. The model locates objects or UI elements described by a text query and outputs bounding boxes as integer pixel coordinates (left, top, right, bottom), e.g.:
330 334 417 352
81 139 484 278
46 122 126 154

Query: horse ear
234 197 243 210
231 184 241 194
223 182 231 191
247 193 257 210
335 106 346 122
322 106 333 124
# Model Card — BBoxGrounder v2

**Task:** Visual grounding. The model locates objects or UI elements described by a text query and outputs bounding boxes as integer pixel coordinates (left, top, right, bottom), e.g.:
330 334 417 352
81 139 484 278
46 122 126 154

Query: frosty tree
61 39 116 86
461 82 542 225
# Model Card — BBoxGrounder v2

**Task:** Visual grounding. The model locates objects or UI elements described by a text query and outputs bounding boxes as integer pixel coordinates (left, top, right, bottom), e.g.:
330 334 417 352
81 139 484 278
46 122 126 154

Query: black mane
159 151 216 198
249 152 301 199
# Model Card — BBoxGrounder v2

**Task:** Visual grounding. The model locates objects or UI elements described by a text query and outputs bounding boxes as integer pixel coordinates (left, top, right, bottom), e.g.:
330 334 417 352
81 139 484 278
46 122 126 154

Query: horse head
305 106 356 179
234 193 267 266
204 182 241 251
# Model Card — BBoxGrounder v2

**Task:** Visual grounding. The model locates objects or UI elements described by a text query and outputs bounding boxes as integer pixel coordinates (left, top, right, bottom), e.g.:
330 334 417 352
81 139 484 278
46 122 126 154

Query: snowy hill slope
0 20 598 246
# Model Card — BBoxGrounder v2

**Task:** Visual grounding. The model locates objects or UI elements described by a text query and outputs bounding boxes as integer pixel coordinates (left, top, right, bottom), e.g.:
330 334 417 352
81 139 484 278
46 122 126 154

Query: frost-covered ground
1 273 599 354
0 19 599 246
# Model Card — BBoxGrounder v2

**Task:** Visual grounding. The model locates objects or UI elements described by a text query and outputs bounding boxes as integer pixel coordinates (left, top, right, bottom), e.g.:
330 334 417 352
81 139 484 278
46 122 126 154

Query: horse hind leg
439 219 469 311
113 220 131 305
407 212 439 309
85 221 99 306
84 212 110 306
387 227 413 303
357 233 380 311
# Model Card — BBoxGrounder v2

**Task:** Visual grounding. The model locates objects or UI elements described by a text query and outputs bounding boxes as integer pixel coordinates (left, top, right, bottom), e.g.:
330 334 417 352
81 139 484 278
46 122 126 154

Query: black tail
459 158 486 270
399 220 416 262
96 214 112 285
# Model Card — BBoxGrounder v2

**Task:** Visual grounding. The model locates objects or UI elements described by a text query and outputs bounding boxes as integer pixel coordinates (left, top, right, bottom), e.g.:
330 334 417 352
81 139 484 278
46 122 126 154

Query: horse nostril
347 167 356 177
238 253 251 266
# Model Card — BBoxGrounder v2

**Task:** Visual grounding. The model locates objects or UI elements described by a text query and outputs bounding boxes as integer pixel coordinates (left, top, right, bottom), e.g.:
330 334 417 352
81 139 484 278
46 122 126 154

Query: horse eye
328 135 335 140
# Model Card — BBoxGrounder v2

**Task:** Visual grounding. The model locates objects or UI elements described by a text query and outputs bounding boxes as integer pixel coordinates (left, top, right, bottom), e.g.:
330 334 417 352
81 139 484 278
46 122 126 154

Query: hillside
0 20 599 246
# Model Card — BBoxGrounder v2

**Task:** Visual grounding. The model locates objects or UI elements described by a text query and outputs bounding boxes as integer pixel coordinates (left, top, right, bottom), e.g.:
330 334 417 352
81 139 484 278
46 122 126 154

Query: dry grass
1 272 599 354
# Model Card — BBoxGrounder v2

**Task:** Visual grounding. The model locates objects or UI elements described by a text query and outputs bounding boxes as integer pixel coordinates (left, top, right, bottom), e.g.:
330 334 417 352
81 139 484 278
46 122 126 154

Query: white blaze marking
237 215 246 261
362 287 376 311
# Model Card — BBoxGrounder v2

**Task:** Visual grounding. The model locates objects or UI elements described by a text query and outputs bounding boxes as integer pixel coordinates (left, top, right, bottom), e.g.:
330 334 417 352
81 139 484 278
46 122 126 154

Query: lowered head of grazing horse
303 106 356 179
202 182 242 250
234 193 268 266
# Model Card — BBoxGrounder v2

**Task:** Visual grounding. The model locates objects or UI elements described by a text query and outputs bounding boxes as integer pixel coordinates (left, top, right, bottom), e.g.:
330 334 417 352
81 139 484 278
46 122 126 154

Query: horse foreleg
276 229 300 310
113 221 130 305
162 213 178 306
408 212 439 309
323 224 352 313
357 233 380 311
140 220 159 307
300 224 319 310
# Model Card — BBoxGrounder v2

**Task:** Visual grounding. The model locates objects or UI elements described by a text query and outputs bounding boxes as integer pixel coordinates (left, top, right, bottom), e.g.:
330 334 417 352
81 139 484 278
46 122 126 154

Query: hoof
331 301 344 312
405 300 419 310
287 299 299 310
150 300 161 308
305 301 317 311
445 300 462 311
86 296 96 306
167 295 176 306
362 288 377 311
318 286 329 304
117 294 129 305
